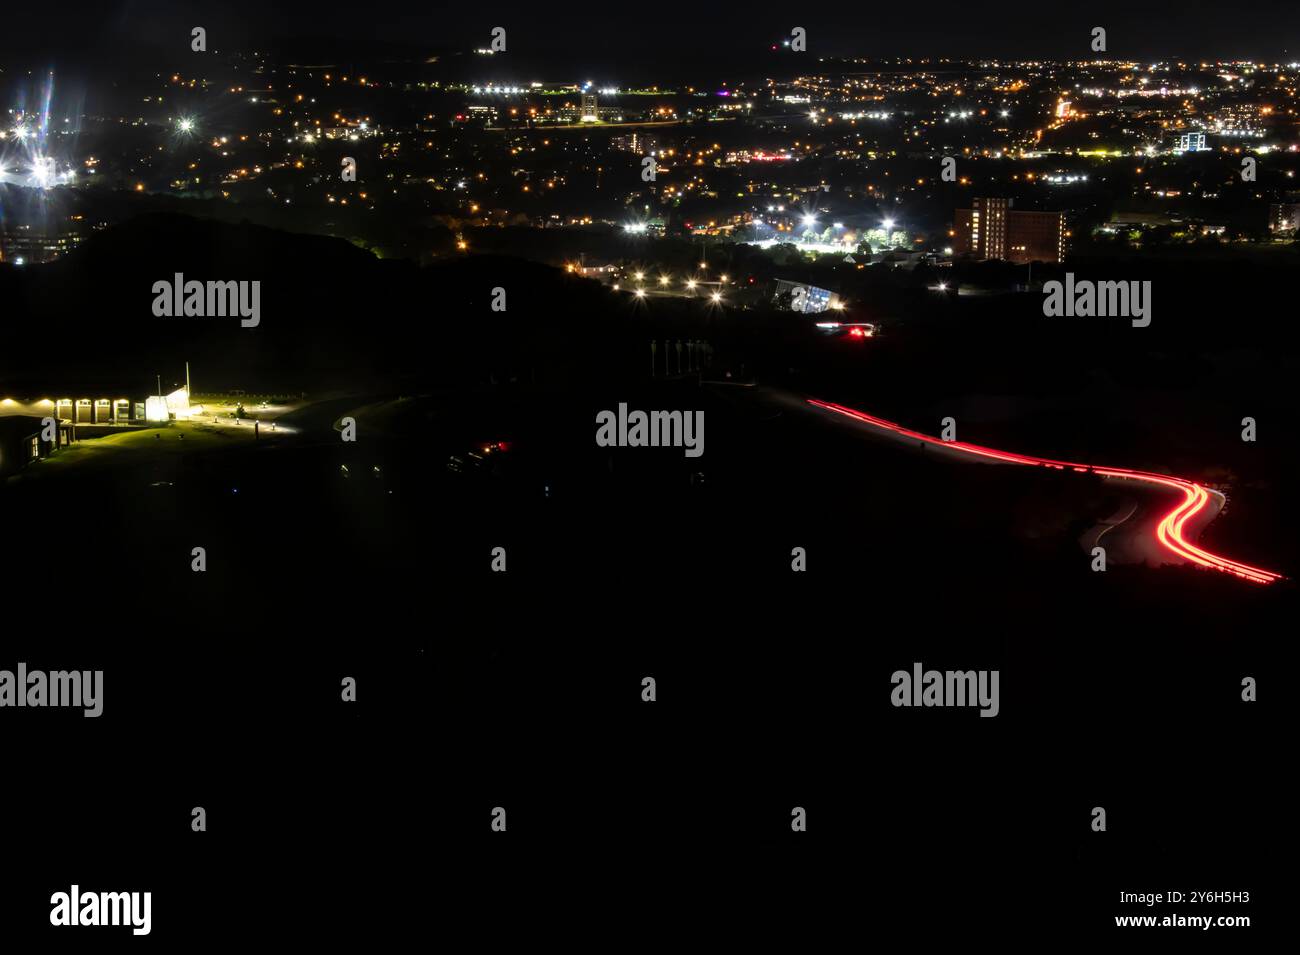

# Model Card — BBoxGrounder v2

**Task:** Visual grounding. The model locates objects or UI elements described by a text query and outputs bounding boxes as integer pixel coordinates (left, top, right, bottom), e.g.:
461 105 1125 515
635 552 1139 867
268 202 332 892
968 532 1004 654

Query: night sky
5 1 1300 65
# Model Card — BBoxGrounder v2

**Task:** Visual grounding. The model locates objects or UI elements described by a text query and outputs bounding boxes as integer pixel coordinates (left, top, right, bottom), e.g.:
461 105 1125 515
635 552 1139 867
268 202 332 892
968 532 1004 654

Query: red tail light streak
807 398 1282 584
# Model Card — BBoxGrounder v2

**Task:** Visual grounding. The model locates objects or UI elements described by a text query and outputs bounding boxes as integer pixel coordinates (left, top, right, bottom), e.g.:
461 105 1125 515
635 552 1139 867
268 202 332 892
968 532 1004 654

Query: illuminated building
0 382 193 433
0 387 172 471
147 388 194 422
610 132 659 154
0 226 82 264
452 106 498 127
1175 131 1209 152
558 98 622 123
953 198 1066 264
1268 203 1300 232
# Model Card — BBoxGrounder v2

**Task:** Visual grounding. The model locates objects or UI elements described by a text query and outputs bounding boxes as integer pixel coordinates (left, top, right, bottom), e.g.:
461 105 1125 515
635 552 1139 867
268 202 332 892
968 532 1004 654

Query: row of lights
628 287 724 303
1 398 128 405
620 270 727 303
630 269 729 283
632 269 728 300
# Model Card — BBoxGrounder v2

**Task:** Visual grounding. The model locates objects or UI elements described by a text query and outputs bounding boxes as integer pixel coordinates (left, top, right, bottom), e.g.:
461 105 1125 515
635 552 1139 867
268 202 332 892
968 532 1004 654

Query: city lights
0 27 1288 941
0 15 1290 936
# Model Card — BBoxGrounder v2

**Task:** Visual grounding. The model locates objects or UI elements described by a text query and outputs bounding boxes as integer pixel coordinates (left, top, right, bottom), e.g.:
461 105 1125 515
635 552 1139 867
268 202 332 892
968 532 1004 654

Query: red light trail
807 398 1282 584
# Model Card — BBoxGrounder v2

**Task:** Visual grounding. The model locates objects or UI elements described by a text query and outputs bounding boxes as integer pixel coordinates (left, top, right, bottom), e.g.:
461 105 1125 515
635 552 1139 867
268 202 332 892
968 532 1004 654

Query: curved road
806 397 1283 585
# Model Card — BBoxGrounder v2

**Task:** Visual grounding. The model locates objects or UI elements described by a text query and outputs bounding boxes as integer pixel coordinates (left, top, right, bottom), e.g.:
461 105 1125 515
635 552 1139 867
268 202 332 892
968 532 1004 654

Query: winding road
806 398 1283 585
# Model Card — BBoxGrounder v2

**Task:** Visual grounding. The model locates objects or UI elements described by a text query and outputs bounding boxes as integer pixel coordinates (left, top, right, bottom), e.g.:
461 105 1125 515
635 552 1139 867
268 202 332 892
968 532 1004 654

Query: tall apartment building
1268 203 1300 232
953 198 1066 264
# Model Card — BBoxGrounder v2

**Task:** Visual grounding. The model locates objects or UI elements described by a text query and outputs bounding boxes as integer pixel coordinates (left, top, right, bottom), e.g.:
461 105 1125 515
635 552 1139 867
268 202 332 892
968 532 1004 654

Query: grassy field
16 419 277 480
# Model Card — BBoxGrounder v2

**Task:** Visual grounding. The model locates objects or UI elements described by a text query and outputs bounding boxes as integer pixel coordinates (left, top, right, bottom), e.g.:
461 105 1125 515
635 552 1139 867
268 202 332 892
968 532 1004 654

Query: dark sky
5 1 1300 66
